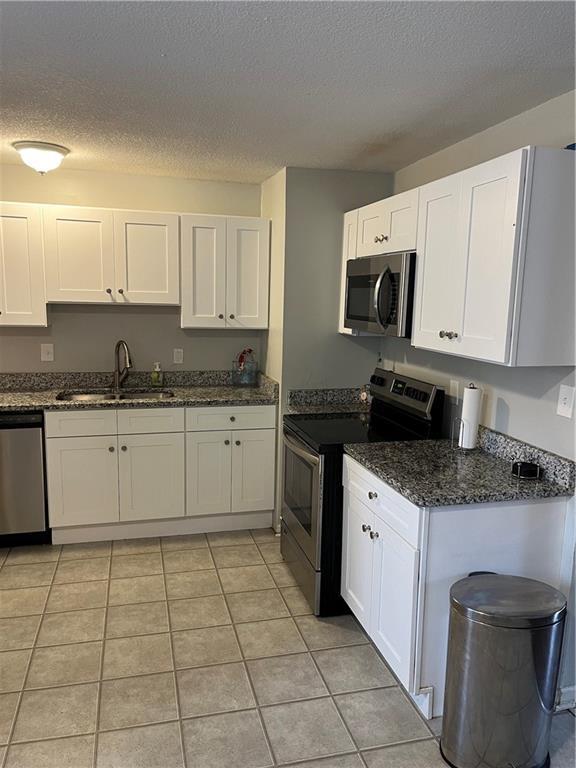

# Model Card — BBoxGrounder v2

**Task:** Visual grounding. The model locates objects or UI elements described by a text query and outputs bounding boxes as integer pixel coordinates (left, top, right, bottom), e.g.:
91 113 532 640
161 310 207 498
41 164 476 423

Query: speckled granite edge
478 426 574 490
287 386 366 407
0 370 278 397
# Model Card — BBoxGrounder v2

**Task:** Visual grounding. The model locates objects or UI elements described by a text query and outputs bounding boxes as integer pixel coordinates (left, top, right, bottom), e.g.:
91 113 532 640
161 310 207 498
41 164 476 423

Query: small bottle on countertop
151 362 164 387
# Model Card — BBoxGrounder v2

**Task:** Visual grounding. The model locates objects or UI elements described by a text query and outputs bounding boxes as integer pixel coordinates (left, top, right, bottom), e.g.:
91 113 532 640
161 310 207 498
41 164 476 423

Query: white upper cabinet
338 210 358 335
0 203 46 326
356 189 419 258
180 215 227 328
181 215 270 329
413 146 574 366
113 211 179 305
44 206 116 303
226 218 270 329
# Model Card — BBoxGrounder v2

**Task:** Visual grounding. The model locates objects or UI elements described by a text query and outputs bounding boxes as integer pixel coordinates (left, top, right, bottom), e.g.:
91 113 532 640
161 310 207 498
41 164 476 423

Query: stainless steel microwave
344 251 416 336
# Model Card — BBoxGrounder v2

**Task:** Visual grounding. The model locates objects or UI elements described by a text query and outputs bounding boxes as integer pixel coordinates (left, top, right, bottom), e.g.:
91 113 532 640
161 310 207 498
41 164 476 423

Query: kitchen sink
56 390 175 402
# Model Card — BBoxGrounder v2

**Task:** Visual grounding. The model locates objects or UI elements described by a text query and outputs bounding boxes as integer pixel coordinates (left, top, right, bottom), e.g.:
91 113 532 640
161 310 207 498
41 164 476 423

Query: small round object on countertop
450 574 566 629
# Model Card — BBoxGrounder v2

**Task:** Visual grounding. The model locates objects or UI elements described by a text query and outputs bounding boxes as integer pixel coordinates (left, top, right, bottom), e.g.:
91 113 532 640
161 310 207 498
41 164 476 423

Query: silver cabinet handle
229 314 235 319
374 236 380 244
106 288 112 294
218 314 224 319
235 440 241 446
369 530 379 540
224 439 230 445
121 445 127 452
446 331 459 340
439 330 446 338
118 288 124 295
362 524 371 533
108 446 115 452
368 491 378 500
383 234 389 241
230 416 236 422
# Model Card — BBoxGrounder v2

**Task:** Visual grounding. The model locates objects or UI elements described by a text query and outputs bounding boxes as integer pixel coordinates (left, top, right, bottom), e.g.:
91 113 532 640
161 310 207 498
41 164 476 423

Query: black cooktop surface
284 412 417 453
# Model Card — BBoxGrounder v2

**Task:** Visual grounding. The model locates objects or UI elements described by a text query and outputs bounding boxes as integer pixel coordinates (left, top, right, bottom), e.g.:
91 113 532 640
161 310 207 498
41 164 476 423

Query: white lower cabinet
46 435 120 527
231 429 275 512
186 426 275 517
341 483 419 689
186 431 233 516
119 433 185 521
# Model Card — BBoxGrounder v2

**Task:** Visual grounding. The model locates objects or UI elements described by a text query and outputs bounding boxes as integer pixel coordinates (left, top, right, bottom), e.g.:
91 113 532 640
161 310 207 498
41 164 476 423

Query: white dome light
12 141 70 174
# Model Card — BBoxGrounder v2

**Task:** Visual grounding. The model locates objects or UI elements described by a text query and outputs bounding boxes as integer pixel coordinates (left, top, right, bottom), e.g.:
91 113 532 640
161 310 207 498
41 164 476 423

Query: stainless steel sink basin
56 390 175 402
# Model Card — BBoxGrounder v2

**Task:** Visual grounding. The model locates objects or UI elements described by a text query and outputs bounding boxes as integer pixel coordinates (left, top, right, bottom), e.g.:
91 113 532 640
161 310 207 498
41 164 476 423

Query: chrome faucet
113 340 133 390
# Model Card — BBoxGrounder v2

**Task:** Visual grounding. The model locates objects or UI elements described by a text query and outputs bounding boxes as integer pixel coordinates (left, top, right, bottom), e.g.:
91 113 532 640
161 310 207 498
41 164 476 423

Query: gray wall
282 167 392 394
0 305 262 373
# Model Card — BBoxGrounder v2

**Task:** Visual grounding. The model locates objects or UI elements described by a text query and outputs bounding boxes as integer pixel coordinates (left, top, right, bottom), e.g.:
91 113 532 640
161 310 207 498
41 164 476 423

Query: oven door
282 430 323 568
345 252 413 336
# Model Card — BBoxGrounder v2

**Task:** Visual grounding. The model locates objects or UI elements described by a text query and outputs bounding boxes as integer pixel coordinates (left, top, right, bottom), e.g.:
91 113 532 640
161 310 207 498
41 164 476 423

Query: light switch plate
557 384 575 419
173 348 184 365
40 343 54 362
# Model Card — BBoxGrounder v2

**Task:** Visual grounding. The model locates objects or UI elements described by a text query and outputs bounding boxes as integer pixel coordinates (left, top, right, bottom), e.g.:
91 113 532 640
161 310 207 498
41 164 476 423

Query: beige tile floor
0 530 573 768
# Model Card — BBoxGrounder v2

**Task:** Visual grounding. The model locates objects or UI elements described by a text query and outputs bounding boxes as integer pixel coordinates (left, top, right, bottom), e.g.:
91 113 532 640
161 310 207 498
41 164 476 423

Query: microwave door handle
283 432 321 467
373 267 392 329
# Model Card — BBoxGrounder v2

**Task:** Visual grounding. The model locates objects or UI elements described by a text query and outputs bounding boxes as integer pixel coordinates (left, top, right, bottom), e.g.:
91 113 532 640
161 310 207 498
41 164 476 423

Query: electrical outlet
40 343 54 362
173 348 184 365
557 385 575 419
449 379 460 400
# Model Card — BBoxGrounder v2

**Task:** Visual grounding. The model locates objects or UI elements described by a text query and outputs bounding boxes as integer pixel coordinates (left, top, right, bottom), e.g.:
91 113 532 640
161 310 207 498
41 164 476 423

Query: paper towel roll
459 384 482 449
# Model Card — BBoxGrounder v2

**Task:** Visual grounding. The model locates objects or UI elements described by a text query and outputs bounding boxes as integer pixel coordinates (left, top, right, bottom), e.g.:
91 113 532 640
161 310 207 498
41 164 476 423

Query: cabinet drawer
45 409 117 438
344 456 421 547
186 405 276 431
117 408 185 434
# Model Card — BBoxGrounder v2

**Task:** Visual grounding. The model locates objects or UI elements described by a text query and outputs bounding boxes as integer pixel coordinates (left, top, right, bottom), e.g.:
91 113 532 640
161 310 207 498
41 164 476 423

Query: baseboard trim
51 511 273 544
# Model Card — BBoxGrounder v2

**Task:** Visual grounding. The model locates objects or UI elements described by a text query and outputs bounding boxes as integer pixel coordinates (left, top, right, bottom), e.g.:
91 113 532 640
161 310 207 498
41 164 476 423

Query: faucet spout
114 340 133 390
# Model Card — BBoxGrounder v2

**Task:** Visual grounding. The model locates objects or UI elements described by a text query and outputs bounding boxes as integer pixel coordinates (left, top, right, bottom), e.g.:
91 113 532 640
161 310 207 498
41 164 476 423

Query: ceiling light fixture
12 141 70 174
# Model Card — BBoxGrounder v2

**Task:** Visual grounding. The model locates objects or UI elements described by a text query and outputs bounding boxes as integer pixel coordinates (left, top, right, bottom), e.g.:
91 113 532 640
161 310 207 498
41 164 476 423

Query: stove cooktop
283 412 416 453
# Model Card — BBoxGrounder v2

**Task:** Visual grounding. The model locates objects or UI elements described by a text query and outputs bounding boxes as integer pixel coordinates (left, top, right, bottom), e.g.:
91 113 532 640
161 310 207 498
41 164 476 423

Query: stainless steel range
281 368 444 616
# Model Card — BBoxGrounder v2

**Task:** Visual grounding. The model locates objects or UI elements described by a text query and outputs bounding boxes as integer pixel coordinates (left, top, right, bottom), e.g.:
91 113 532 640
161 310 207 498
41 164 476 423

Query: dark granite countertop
285 403 370 416
344 440 573 507
0 385 278 412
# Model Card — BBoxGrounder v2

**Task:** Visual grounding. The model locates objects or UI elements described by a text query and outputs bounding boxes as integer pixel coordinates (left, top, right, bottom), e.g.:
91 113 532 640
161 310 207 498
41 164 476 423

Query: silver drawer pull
369 530 379 540
439 330 446 338
368 491 378 500
121 445 127 452
361 524 371 533
224 439 230 446
108 446 115 452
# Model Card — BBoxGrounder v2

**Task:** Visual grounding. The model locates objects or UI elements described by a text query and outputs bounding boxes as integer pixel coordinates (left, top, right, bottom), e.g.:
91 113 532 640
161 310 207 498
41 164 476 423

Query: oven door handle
373 267 392 330
283 432 321 467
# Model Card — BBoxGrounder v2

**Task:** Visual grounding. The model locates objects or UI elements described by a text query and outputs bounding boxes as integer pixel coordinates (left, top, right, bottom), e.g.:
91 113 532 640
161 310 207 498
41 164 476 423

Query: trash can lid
450 574 567 628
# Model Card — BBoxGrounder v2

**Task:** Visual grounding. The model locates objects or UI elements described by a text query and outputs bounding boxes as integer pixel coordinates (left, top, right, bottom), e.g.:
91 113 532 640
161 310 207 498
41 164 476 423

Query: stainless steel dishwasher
0 412 47 537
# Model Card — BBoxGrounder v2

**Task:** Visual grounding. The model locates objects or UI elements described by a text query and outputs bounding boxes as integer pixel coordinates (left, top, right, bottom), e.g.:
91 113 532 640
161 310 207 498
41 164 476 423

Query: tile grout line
1 544 62 768
160 537 191 768
91 552 113 768
208 532 279 768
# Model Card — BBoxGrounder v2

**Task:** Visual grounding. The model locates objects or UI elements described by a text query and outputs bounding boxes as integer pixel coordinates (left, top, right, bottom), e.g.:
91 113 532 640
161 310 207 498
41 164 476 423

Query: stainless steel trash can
441 574 567 768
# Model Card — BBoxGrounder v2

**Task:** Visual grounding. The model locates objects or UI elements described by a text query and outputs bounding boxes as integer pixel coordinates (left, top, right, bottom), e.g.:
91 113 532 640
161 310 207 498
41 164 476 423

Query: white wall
0 165 262 373
387 91 576 460
282 168 393 394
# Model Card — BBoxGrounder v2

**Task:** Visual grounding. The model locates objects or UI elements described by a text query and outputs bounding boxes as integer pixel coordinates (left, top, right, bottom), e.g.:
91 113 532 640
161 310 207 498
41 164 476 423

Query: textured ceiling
0 1 574 183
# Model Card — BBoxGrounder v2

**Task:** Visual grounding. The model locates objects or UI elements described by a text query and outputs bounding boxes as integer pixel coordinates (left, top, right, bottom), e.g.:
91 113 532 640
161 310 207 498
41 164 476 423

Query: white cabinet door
356 190 419 258
231 429 275 512
370 520 419 690
339 210 358 335
46 436 119 527
412 174 465 353
0 203 46 326
226 218 270 329
180 215 226 328
356 199 389 258
341 491 374 630
114 211 179 305
119 433 185 521
455 149 525 363
186 430 232 516
43 206 115 303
